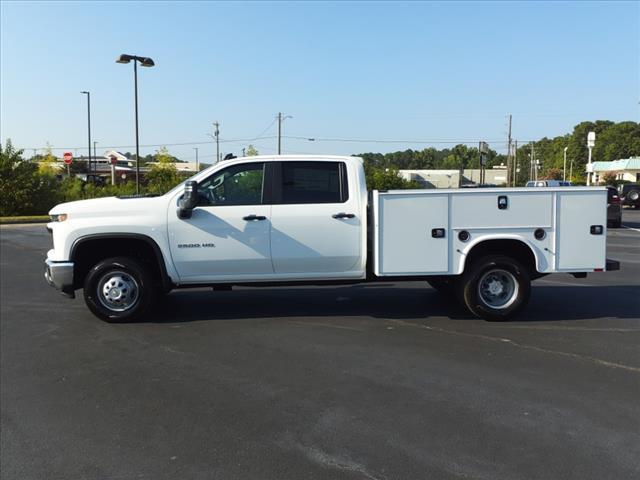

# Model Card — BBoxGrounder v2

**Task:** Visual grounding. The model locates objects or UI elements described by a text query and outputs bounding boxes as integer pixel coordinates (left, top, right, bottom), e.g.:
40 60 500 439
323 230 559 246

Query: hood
48 195 166 219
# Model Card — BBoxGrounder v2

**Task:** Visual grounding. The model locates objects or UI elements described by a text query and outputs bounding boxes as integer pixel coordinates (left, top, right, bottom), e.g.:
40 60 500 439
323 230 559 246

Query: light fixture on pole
586 131 596 186
80 91 91 174
116 54 155 194
563 146 568 182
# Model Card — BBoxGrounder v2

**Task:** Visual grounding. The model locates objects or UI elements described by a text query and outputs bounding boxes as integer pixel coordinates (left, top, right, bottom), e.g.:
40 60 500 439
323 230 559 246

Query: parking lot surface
1 210 639 480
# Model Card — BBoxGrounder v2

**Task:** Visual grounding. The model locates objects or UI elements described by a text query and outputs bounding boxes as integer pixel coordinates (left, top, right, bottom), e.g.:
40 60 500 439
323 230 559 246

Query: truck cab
167 157 367 283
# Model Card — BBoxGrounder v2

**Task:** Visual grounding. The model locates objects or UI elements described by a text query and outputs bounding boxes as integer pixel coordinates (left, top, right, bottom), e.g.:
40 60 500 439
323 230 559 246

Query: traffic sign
63 152 73 165
109 155 118 165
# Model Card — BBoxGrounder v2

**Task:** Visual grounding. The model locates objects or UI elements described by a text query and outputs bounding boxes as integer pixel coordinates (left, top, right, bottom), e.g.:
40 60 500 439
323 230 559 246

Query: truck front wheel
83 256 155 323
457 255 531 321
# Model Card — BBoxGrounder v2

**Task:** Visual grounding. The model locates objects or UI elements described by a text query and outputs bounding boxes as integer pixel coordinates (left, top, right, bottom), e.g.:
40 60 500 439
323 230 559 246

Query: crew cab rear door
269 160 362 276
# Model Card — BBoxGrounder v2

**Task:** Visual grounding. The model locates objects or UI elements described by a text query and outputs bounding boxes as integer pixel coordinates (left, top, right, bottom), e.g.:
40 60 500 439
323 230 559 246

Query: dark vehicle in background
618 183 640 209
607 186 622 228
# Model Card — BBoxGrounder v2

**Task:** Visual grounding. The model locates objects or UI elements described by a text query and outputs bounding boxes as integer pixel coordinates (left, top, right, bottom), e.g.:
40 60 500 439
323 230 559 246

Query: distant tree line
358 121 640 185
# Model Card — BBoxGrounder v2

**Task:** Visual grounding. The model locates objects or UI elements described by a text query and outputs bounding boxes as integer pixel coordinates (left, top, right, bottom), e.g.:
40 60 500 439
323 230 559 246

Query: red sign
63 152 73 165
109 155 118 165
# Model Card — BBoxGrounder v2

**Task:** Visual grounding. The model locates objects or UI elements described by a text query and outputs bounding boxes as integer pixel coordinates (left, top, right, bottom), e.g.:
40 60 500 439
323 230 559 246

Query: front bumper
44 258 75 298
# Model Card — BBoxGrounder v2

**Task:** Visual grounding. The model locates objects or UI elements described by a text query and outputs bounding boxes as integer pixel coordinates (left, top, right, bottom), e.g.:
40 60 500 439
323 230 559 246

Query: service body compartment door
556 191 607 270
375 192 449 275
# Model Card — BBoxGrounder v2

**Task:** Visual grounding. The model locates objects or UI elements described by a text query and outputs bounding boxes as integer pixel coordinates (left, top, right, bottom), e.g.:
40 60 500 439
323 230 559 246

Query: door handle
332 213 355 219
243 214 267 221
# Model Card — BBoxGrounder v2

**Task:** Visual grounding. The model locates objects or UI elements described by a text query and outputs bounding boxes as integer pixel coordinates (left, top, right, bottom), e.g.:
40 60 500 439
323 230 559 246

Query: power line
22 136 279 151
282 135 518 144
254 118 278 139
21 135 541 153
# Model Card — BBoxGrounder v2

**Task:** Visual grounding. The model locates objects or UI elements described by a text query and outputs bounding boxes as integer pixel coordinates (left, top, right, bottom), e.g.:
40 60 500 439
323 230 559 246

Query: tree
145 146 182 194
38 143 59 176
600 172 617 186
0 139 60 215
246 145 259 156
541 168 563 180
364 164 420 190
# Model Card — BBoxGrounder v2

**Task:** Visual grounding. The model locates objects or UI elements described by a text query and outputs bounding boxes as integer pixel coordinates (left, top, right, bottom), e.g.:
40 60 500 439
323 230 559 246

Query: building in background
592 157 640 184
399 166 508 188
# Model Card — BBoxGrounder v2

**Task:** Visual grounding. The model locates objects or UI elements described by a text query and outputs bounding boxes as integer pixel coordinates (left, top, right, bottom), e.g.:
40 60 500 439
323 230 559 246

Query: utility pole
213 121 220 163
194 147 199 172
277 112 292 154
506 114 512 186
530 142 535 182
513 140 518 186
277 112 282 154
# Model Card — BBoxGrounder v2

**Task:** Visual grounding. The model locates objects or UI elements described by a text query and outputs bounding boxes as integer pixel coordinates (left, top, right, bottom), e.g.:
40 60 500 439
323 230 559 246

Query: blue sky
1 1 638 162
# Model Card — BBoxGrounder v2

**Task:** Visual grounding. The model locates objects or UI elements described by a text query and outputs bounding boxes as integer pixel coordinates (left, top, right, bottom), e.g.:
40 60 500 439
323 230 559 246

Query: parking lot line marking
389 319 640 373
498 326 640 332
290 321 365 332
622 225 640 232
535 278 591 287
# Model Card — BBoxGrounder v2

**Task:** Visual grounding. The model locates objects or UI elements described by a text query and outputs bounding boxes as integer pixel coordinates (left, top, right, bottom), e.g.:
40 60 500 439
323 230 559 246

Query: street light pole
80 91 91 174
116 54 155 195
194 147 199 172
587 131 596 186
563 146 568 182
134 58 140 193
93 141 98 173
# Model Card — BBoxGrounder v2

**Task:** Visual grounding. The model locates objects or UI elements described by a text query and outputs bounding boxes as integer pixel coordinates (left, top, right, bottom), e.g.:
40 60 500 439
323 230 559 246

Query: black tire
427 276 457 297
612 219 622 228
83 256 156 323
456 255 531 321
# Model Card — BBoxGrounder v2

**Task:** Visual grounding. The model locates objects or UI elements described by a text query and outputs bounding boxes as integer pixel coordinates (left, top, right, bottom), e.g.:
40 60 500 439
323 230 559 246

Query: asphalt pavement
1 210 639 480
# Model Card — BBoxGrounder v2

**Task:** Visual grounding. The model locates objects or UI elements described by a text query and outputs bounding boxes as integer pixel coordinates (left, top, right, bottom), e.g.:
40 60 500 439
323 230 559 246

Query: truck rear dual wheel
457 255 531 321
83 257 156 323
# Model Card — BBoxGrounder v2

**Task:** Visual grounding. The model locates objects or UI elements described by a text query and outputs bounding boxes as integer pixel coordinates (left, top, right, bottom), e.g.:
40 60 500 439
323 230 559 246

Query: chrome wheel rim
477 269 518 310
97 270 139 312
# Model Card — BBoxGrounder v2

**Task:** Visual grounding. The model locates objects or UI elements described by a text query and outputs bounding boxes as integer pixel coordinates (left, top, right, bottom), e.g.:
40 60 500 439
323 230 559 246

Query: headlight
50 214 68 222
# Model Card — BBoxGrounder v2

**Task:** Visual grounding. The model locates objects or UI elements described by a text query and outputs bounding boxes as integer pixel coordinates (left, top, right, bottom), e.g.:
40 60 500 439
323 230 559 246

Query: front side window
197 163 265 206
280 161 347 204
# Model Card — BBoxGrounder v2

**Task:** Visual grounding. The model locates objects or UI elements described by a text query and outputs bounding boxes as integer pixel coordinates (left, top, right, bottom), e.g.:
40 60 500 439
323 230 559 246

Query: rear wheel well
464 239 537 277
72 236 170 291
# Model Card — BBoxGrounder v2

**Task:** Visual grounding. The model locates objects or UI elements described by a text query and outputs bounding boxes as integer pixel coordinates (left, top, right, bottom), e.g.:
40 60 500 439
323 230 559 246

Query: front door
168 162 273 281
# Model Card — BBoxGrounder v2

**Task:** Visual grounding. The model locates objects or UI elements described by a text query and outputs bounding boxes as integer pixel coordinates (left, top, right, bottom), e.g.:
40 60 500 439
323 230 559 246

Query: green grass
0 215 50 224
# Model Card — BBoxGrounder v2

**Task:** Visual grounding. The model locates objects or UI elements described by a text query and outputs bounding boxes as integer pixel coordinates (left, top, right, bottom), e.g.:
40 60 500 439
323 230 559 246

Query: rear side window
279 162 348 204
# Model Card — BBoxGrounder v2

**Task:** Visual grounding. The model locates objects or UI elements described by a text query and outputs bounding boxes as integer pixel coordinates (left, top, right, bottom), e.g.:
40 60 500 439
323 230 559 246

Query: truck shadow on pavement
146 284 640 324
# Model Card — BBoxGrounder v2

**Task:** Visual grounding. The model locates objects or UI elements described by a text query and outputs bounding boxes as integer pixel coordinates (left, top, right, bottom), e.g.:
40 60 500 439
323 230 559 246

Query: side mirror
177 181 198 219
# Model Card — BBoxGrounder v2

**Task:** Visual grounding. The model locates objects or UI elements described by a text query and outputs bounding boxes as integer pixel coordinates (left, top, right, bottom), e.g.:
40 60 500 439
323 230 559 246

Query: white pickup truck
45 155 619 322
